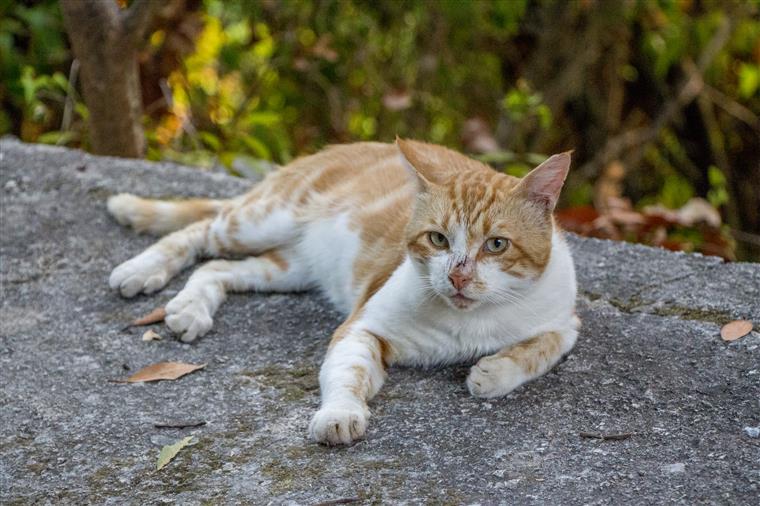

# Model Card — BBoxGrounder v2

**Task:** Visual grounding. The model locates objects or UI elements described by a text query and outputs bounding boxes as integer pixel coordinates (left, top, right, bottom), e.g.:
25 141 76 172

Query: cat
107 139 579 445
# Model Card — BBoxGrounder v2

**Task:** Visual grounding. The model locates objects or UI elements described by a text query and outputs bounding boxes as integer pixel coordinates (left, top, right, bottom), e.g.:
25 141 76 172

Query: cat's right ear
396 137 432 192
515 151 572 212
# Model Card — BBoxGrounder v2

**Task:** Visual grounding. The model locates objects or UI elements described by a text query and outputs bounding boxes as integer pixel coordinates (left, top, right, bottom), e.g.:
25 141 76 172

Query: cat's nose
448 271 471 291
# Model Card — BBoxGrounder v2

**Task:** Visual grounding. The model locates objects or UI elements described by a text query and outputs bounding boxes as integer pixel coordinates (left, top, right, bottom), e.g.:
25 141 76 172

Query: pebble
743 426 760 438
662 463 685 474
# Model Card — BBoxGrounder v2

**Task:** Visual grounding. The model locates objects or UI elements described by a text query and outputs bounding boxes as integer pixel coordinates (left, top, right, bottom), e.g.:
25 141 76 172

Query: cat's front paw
109 251 170 298
165 291 213 343
309 404 369 446
467 356 526 399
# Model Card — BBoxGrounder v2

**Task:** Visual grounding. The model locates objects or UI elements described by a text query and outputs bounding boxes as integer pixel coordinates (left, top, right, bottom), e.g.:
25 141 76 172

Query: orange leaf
126 362 206 383
720 320 753 341
130 307 166 327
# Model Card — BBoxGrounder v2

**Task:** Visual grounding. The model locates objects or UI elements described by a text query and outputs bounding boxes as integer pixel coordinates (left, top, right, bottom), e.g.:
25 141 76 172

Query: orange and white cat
107 139 579 445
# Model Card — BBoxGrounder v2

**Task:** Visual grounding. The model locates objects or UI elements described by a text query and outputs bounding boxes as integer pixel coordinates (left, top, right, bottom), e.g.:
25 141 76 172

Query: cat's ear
515 151 572 211
396 137 433 191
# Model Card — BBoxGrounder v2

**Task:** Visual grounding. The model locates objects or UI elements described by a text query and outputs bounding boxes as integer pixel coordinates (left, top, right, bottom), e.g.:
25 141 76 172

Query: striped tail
107 193 226 236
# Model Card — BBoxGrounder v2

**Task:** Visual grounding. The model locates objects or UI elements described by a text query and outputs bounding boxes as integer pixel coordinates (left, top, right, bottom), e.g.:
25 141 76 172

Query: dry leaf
130 307 166 327
461 117 499 153
127 362 206 383
677 198 721 228
156 436 194 471
720 320 753 341
382 90 412 111
141 329 162 341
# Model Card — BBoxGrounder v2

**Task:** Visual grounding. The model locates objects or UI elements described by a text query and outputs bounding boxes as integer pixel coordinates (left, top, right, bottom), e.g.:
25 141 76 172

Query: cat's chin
445 293 479 311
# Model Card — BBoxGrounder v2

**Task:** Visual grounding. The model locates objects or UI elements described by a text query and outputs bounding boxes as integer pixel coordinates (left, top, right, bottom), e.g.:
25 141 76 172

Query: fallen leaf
127 362 206 383
156 436 194 471
606 207 646 227
141 329 162 341
677 198 721 228
382 89 412 111
461 117 499 153
720 320 753 341
129 307 166 327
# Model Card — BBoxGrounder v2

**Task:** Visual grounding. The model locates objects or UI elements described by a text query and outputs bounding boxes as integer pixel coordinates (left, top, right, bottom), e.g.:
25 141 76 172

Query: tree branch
575 14 736 180
61 0 120 36
121 0 164 45
703 84 760 131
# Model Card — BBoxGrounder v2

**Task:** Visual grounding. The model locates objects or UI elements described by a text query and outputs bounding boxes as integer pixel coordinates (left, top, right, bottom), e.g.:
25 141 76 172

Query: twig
579 431 635 441
154 421 207 429
702 85 760 131
696 88 741 229
61 59 80 134
731 229 760 247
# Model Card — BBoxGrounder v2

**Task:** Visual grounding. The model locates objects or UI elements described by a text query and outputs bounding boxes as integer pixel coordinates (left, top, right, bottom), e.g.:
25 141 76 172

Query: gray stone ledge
1 137 758 505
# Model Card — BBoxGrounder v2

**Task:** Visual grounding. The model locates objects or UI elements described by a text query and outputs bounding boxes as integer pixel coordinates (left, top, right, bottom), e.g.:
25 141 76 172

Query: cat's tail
107 193 227 235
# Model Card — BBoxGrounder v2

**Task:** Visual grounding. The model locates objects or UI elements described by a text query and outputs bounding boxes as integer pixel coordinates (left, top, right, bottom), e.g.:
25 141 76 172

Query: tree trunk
60 0 161 158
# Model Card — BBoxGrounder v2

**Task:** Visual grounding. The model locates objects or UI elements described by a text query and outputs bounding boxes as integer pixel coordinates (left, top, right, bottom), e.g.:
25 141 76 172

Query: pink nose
449 271 471 291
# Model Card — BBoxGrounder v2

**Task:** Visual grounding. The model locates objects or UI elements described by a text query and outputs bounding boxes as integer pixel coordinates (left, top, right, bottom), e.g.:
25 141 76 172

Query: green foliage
2 0 759 259
707 165 729 208
0 0 85 142
659 174 695 209
141 0 534 165
738 63 759 99
501 81 552 152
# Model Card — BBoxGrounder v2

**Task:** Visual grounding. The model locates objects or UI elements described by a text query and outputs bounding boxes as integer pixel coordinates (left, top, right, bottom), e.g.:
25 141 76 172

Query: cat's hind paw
309 404 369 445
165 292 214 343
467 356 526 399
109 251 170 298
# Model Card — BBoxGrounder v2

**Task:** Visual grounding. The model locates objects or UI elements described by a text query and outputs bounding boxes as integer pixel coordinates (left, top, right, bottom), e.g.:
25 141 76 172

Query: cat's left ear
515 151 572 211
396 137 433 192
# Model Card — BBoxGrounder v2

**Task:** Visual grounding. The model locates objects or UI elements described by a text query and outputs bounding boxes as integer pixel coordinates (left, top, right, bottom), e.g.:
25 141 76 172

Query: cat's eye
484 237 510 254
428 231 449 248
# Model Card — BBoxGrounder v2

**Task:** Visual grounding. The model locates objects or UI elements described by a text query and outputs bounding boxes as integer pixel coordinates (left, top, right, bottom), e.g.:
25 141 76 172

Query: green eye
484 237 510 254
428 231 449 248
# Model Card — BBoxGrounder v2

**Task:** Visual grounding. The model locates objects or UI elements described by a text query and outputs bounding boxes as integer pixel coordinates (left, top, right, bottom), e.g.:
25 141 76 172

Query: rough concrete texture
1 137 758 505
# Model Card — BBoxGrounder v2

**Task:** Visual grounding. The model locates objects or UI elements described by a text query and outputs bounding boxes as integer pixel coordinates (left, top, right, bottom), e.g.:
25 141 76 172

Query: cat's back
281 142 414 213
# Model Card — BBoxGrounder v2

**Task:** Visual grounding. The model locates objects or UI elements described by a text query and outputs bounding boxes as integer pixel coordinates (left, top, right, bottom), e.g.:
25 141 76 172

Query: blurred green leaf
738 64 759 99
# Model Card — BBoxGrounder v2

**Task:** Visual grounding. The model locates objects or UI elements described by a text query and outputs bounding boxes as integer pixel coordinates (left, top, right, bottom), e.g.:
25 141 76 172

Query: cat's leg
165 249 310 342
110 194 299 297
109 219 216 297
309 323 392 445
466 329 577 398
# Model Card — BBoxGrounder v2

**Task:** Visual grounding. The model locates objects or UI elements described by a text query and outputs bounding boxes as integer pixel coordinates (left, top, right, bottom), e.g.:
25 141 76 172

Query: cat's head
398 139 571 311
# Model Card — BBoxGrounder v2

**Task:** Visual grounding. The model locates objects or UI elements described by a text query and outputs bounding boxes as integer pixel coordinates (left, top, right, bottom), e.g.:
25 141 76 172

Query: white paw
109 251 169 298
466 356 526 399
309 404 369 446
165 291 213 342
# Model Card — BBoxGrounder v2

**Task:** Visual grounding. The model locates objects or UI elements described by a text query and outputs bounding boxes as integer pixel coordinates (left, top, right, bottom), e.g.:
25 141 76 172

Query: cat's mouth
449 293 476 309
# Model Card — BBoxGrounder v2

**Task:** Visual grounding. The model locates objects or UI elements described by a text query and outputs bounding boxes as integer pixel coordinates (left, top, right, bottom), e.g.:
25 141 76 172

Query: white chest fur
297 211 362 314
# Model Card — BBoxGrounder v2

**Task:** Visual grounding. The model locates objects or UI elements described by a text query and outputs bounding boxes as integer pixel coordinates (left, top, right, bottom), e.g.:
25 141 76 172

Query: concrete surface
1 137 758 505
